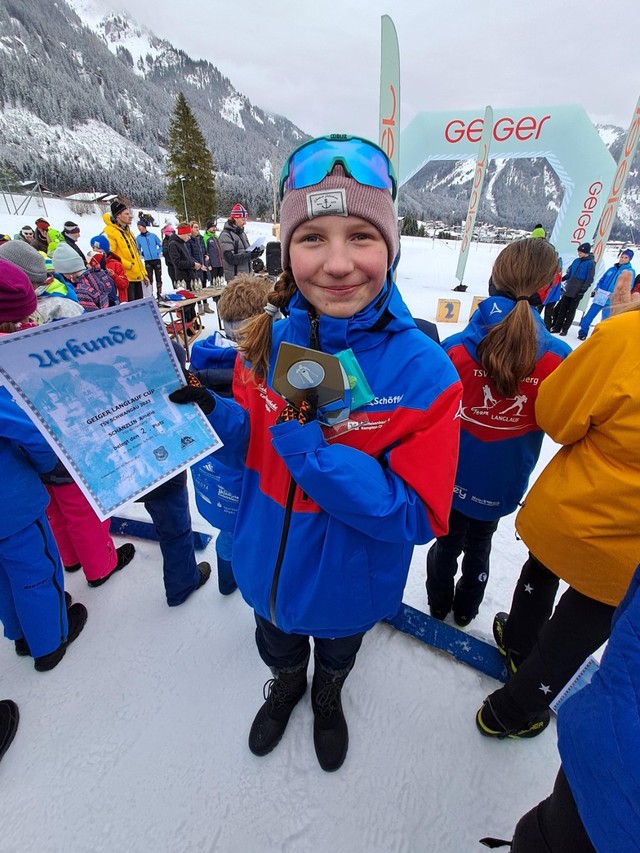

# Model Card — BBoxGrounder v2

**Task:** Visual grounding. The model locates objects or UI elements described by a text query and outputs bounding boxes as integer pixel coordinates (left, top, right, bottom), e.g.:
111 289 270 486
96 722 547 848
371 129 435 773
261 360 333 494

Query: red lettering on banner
467 118 484 142
494 117 514 142
592 105 640 262
515 116 536 140
570 181 603 245
445 114 551 144
380 84 397 161
445 119 465 144
460 142 488 253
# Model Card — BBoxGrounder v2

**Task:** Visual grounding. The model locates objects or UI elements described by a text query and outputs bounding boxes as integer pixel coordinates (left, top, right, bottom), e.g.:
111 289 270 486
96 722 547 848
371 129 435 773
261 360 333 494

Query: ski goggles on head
279 135 397 201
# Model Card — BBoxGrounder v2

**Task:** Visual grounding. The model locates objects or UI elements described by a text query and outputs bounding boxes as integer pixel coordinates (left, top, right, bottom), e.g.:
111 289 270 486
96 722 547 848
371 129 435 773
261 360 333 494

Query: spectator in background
203 220 223 285
161 225 177 289
136 219 164 300
578 249 635 339
31 218 50 252
51 244 117 311
102 198 148 301
530 224 546 239
88 235 129 304
219 203 262 282
15 226 34 246
0 240 83 322
188 221 211 313
0 234 10 247
167 223 199 288
61 221 87 265
550 243 595 336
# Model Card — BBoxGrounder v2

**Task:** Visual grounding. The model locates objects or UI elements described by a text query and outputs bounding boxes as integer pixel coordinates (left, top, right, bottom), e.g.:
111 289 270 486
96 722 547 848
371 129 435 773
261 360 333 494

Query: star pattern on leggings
524 583 534 594
539 683 552 695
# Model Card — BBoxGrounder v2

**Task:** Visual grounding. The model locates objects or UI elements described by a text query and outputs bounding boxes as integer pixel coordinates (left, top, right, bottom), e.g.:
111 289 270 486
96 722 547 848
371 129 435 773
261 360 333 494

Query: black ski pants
144 259 163 297
426 508 499 619
511 768 595 852
254 613 364 674
551 294 582 334
127 280 144 301
487 553 614 726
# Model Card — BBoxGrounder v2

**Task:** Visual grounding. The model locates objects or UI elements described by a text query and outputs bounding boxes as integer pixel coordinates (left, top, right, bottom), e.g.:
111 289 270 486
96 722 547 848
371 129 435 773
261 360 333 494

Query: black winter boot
311 657 353 772
248 658 309 756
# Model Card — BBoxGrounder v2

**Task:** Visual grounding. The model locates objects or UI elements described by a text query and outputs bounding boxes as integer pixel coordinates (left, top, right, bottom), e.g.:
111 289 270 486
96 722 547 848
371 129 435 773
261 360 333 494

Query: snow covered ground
0 200 621 852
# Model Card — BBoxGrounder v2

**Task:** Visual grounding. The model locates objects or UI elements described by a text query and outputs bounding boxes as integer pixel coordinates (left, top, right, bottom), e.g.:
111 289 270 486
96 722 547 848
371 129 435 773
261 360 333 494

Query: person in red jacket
88 234 129 303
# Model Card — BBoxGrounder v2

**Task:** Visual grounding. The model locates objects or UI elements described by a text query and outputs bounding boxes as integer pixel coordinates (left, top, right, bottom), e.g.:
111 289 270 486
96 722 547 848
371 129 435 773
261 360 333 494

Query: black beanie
111 199 128 218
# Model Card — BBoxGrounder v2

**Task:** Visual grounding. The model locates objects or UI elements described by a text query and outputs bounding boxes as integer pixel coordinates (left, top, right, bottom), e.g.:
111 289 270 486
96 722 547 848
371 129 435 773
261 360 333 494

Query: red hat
35 218 50 229
177 224 192 236
230 204 248 219
0 258 37 321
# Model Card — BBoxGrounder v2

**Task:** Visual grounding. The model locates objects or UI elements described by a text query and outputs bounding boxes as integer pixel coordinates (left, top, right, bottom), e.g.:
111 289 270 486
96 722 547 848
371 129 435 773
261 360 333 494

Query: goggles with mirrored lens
279 135 397 201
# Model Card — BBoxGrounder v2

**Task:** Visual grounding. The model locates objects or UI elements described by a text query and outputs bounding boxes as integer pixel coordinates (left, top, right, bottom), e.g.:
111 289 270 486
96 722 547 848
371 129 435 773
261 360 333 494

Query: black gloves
276 396 317 426
169 372 216 415
251 247 264 258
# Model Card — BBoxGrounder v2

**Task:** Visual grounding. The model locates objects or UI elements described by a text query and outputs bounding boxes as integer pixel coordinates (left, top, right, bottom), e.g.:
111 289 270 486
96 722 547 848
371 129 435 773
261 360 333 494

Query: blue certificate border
0 300 220 518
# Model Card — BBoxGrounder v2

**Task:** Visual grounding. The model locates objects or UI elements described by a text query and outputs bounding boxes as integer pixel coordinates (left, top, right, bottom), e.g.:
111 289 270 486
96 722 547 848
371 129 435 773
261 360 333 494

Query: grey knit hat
52 243 85 274
0 240 49 284
279 166 399 270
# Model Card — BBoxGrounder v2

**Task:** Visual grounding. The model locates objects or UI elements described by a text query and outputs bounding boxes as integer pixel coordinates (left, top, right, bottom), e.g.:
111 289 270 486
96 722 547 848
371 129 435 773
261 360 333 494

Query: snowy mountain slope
0 0 306 209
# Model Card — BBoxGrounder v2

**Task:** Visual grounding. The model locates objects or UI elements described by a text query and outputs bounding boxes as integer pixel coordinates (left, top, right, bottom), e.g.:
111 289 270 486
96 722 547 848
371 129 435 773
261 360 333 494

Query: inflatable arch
399 105 616 265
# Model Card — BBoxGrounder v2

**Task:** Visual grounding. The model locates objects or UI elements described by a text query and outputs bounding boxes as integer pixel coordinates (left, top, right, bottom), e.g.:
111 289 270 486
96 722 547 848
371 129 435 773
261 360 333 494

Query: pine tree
166 92 217 223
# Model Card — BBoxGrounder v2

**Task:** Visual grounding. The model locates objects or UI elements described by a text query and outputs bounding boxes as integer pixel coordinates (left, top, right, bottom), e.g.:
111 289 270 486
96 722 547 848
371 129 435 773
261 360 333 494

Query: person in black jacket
188 222 212 314
161 225 177 288
62 221 87 265
167 224 200 287
219 203 263 281
550 243 595 335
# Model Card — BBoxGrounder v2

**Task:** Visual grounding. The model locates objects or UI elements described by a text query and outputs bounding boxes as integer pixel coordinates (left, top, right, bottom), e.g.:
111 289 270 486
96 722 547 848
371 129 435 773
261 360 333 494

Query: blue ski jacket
593 261 635 301
0 387 57 539
189 336 241 533
203 279 462 637
558 562 640 853
442 297 571 521
136 231 163 262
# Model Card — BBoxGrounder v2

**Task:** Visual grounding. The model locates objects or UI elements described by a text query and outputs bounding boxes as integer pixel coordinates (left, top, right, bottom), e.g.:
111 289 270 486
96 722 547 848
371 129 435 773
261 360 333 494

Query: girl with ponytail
426 238 572 628
170 135 462 771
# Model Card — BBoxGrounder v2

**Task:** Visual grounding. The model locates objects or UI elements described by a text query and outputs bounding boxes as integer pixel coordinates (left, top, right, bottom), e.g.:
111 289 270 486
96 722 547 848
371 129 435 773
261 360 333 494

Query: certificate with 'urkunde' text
0 299 221 519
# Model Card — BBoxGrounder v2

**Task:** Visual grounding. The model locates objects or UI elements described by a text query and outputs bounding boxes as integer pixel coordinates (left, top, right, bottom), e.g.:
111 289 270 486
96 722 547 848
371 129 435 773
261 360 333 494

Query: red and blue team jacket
442 296 571 522
206 279 462 637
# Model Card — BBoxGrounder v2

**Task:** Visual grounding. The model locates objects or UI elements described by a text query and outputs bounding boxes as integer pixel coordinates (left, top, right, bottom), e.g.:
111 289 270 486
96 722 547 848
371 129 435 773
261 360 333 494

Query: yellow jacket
516 309 640 606
102 213 146 282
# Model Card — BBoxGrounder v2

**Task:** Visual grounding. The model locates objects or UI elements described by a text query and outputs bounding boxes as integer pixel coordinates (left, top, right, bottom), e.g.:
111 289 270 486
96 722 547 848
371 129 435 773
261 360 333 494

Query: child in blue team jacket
0 258 87 671
189 274 275 595
170 135 462 772
426 239 571 627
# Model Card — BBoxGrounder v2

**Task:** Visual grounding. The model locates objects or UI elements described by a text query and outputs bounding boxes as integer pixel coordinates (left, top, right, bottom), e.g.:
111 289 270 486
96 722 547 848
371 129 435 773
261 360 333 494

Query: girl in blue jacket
426 239 571 626
170 135 462 772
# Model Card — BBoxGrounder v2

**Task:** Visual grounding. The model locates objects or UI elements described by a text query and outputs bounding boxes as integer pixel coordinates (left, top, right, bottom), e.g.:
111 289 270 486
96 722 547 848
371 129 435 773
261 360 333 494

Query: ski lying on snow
384 603 507 682
110 516 212 550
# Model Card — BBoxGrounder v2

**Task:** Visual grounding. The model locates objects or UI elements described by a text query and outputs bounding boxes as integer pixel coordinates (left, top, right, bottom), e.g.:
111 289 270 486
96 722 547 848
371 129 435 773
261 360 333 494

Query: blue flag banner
0 300 221 520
